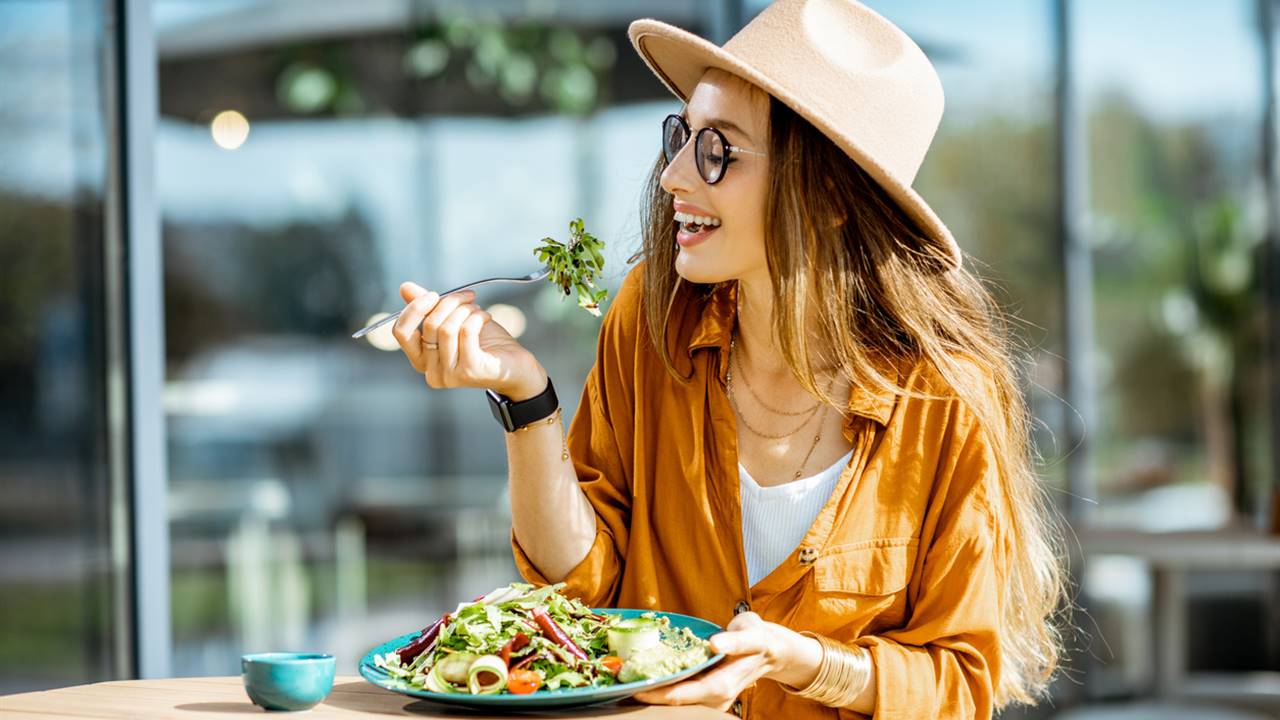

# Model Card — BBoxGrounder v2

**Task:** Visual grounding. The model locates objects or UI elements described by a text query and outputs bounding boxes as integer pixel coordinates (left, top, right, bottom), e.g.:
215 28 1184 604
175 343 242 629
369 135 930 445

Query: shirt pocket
810 537 918 634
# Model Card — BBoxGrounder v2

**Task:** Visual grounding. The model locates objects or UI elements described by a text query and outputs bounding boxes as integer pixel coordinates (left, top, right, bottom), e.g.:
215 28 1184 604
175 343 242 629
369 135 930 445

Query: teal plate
358 609 725 710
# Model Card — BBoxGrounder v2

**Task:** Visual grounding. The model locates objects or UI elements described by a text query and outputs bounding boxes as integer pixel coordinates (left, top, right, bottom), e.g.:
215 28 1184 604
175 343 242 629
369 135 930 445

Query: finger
399 281 428 303
634 676 731 708
392 289 439 368
457 310 489 383
436 303 476 386
725 611 764 631
710 630 768 657
421 291 474 386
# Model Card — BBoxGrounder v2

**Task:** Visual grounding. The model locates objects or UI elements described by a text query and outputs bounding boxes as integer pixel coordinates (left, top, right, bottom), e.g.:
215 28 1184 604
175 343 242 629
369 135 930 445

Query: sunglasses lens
662 116 688 163
696 129 726 183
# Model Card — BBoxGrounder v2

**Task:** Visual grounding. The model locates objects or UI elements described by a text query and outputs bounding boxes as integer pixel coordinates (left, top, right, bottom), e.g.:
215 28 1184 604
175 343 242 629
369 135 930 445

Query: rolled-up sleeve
847 401 1005 720
510 267 643 607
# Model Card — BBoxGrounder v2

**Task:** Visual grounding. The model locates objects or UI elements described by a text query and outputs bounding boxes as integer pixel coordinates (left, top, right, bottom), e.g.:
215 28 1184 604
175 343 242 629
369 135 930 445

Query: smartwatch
486 377 559 432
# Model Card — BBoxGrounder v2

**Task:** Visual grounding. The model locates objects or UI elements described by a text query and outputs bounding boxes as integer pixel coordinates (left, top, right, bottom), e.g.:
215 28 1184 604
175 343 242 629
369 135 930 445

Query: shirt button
731 700 743 717
798 547 819 565
733 600 750 615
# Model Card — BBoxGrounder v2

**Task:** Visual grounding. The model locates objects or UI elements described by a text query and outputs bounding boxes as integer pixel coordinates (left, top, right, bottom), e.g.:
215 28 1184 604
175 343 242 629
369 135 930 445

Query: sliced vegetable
395 613 449 664
467 654 508 695
507 668 542 694
530 606 590 662
600 655 624 675
500 632 530 667
435 652 477 687
606 617 662 660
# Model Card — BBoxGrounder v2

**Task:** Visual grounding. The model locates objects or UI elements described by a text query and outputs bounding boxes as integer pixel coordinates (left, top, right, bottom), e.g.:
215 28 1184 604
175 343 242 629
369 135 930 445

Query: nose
659 137 699 197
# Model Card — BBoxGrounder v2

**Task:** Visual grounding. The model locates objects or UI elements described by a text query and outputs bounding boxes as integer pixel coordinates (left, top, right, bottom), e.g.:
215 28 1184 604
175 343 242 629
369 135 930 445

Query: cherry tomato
600 656 624 675
507 669 542 694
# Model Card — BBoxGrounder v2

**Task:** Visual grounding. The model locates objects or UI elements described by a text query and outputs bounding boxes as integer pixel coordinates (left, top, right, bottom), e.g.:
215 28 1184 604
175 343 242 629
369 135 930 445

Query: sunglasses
661 114 767 184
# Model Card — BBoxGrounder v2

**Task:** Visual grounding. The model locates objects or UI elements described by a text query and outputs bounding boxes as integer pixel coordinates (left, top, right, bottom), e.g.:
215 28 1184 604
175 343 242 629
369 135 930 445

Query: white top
739 448 854 586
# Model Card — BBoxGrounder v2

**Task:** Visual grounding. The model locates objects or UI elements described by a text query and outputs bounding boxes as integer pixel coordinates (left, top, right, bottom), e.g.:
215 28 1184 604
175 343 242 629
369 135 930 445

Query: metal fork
351 267 551 339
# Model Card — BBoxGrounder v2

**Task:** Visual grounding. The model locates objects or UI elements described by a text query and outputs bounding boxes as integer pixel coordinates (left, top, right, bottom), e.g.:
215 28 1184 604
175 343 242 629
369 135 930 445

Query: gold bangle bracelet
783 632 872 708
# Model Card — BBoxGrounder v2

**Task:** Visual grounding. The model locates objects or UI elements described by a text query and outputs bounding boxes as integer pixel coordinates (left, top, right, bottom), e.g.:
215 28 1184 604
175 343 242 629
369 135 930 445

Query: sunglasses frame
662 113 767 185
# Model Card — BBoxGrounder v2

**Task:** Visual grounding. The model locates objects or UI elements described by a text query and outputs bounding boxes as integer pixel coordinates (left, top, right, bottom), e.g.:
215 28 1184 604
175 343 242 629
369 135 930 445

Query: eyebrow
680 112 753 144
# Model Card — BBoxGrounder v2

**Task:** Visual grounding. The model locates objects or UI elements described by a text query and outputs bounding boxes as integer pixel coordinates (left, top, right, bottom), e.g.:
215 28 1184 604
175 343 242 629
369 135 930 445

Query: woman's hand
392 282 547 400
633 612 823 712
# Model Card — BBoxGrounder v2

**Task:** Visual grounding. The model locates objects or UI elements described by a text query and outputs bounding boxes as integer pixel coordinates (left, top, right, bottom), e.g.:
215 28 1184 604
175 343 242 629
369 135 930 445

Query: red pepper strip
394 612 450 664
530 607 589 662
500 632 531 667
513 652 539 670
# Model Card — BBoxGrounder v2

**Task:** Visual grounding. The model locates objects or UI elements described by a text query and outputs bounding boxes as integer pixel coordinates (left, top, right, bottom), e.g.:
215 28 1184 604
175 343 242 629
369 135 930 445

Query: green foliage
533 218 607 317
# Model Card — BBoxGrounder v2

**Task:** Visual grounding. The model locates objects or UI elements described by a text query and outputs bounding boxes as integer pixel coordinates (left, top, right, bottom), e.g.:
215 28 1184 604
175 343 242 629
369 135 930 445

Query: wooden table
0 676 732 719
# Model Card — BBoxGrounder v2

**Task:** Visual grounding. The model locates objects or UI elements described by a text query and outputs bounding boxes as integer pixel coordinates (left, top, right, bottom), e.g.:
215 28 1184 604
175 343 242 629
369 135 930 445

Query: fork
351 267 551 340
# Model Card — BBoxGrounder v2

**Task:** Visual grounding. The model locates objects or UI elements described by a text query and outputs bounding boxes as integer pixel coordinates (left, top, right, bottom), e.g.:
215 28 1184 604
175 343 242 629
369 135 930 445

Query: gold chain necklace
726 340 825 439
726 337 838 480
731 343 822 417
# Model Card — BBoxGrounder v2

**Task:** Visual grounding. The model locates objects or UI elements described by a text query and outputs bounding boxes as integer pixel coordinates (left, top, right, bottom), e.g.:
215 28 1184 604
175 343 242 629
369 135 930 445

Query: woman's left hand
633 612 822 712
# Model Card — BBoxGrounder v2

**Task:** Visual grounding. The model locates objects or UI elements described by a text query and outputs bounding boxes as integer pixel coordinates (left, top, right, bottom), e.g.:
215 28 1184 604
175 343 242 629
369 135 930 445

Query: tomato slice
600 655 624 675
507 668 543 694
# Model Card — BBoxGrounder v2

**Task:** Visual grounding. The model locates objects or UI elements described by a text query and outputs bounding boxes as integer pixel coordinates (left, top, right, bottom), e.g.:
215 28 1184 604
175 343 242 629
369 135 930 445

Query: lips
676 223 718 248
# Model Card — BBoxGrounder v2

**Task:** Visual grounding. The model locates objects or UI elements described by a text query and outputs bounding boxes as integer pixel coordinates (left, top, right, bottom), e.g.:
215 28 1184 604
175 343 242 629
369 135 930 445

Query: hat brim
629 19 961 271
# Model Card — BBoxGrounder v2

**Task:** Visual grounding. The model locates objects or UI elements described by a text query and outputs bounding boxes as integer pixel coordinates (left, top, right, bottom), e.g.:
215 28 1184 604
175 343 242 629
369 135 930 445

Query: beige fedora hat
628 0 960 271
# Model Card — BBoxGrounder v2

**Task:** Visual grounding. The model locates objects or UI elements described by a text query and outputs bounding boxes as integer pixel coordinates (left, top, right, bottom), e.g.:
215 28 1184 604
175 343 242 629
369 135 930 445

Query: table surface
1080 527 1280 568
0 676 731 719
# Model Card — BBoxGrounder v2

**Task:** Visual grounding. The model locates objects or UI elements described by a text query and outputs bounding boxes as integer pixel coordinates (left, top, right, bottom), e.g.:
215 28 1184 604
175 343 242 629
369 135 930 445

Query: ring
424 342 438 350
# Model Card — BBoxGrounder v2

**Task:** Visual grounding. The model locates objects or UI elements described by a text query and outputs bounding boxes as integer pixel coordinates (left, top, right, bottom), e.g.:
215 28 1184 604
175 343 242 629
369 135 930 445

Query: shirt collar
681 280 899 431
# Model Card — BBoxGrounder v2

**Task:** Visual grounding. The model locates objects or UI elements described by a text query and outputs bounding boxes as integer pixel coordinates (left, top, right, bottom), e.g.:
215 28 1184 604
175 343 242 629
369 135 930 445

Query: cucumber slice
467 655 508 695
606 618 662 660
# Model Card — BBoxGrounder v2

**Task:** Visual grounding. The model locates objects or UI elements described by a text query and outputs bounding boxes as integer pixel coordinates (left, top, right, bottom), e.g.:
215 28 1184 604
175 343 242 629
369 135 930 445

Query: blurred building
0 1 1277 717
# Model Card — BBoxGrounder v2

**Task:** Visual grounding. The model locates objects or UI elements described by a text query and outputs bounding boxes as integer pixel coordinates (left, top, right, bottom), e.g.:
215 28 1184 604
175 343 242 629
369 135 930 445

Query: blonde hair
630 92 1068 707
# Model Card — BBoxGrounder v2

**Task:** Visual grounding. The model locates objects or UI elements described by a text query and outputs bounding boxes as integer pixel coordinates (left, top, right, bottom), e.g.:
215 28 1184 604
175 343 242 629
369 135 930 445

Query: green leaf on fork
534 217 608 317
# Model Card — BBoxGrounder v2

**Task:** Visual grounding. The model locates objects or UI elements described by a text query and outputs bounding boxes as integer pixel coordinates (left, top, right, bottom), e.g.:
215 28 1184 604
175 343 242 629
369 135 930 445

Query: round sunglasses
661 114 767 185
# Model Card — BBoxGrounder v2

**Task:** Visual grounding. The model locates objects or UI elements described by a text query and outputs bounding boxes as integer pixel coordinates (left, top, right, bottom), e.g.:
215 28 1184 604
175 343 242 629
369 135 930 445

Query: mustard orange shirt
513 263 1007 719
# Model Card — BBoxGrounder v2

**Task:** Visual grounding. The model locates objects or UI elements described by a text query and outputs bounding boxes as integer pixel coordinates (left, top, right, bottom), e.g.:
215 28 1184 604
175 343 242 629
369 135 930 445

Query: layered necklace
726 335 839 481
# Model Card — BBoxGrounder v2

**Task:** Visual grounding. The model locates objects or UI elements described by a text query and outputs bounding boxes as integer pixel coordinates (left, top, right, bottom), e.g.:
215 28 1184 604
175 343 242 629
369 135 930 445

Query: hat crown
722 0 943 184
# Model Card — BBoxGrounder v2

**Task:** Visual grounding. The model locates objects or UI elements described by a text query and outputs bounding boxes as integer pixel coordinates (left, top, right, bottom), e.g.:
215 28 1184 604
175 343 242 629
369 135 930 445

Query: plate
358 608 725 709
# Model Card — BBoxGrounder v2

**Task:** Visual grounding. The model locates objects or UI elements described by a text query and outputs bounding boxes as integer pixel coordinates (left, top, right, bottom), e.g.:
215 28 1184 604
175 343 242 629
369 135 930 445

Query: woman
391 1 1067 718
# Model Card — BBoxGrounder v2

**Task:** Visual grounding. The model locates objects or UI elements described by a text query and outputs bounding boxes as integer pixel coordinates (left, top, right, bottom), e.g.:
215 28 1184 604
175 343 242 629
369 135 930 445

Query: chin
674 251 735 285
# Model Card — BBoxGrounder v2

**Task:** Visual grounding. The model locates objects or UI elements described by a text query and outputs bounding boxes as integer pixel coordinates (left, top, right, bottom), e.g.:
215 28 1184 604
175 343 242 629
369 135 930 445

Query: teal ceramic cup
241 652 335 711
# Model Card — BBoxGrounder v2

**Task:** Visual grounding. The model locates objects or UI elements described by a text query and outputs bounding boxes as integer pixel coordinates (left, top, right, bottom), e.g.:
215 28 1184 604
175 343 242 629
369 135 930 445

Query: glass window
1077 0 1270 530
154 0 708 676
0 0 125 692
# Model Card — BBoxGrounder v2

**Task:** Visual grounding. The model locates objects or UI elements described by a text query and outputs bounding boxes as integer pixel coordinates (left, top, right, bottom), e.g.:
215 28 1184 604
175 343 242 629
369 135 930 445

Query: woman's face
660 68 771 286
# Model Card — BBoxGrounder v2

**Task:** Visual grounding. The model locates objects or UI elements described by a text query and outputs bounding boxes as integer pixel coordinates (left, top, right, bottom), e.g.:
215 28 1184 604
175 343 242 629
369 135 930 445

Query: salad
373 583 711 695
534 218 608 316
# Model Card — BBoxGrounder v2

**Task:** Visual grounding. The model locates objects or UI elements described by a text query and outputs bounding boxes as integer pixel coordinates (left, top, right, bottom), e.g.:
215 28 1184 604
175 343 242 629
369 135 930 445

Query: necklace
731 343 822 417
726 339 826 439
726 337 839 480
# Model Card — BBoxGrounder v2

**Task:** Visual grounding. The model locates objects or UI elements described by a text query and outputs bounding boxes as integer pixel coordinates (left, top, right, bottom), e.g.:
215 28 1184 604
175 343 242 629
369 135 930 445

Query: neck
734 269 792 376
734 270 841 381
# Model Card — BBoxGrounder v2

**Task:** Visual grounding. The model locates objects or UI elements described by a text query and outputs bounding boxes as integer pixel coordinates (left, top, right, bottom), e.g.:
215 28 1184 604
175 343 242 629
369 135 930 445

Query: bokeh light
488 303 527 339
209 109 250 150
364 312 400 352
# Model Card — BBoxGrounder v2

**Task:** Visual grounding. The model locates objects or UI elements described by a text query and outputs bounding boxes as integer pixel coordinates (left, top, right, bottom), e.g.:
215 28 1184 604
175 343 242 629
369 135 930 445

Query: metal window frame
114 0 171 679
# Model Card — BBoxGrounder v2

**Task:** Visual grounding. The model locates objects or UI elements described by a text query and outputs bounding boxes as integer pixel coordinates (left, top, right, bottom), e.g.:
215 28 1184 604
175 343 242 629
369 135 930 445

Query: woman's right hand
392 282 548 401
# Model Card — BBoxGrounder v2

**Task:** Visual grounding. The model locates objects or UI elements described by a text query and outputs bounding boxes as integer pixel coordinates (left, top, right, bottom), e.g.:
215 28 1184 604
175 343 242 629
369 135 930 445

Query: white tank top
739 448 854 586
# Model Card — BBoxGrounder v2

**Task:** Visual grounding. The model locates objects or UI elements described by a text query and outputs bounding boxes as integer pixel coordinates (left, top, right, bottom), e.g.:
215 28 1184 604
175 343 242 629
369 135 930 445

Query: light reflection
364 312 400 351
210 109 250 150
488 303 526 339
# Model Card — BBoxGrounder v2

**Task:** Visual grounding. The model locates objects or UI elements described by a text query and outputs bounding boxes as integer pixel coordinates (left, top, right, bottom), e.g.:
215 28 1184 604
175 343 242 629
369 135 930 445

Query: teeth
674 210 722 227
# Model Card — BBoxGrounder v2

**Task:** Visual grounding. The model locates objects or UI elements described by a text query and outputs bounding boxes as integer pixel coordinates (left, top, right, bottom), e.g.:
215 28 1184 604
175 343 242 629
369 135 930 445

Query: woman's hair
631 93 1068 707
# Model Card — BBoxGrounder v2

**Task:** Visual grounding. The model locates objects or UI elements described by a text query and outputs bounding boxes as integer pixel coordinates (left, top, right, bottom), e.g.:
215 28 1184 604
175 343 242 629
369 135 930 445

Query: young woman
391 1 1067 718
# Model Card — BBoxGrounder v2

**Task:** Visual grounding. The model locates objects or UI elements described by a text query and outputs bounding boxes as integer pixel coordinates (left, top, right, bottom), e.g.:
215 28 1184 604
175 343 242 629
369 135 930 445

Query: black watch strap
486 378 558 432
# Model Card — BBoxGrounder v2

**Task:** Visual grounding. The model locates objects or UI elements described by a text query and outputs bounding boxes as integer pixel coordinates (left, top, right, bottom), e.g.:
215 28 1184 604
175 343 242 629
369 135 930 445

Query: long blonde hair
630 95 1068 707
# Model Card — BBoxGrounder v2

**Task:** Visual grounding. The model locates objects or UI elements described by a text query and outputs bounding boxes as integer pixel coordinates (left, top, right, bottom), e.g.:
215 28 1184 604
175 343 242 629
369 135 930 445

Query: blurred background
1 0 1278 717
